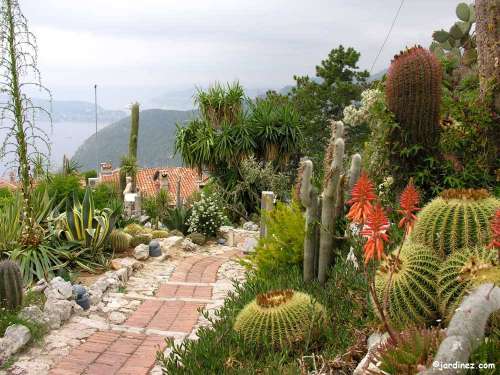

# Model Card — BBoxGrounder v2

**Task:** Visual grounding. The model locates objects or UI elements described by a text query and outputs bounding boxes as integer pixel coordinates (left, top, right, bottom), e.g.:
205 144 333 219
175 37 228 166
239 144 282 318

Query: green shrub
249 201 304 275
92 182 120 210
143 190 170 228
187 193 227 236
42 173 84 204
157 259 371 374
0 187 13 208
163 207 191 235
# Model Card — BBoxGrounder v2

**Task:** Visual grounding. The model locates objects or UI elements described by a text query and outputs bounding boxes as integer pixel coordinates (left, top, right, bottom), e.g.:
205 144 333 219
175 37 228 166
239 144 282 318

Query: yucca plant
54 187 118 253
163 206 192 235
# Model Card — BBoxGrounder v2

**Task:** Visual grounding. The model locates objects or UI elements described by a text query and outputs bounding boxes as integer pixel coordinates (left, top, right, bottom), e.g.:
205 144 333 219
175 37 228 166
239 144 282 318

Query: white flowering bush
187 193 228 236
343 88 384 127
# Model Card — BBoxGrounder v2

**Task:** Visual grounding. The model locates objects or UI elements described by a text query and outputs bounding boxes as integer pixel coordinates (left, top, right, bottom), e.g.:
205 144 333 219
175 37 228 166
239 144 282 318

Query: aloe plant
55 187 118 253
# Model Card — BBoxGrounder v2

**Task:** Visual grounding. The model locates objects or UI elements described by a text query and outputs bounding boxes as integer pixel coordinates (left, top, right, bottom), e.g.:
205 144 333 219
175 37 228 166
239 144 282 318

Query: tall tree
0 0 51 243
475 0 500 112
290 45 368 164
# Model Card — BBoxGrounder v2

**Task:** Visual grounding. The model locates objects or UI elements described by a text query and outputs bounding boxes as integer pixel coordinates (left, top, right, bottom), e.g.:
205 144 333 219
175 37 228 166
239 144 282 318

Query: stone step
108 292 222 304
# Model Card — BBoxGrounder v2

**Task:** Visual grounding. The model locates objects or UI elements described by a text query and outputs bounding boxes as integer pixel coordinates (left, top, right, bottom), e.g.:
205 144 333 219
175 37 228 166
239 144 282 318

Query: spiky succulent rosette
411 189 500 258
374 242 440 329
233 289 327 349
438 246 499 321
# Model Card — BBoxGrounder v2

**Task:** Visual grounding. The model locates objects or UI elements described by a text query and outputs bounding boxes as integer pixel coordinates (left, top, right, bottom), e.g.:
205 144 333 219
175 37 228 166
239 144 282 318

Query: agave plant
163 206 192 235
54 187 118 253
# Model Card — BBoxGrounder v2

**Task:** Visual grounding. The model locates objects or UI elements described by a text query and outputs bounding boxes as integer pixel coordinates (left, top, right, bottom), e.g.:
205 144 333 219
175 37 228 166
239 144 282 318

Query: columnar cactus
411 188 500 258
233 289 327 349
299 121 361 284
438 246 499 321
0 260 23 310
110 230 132 253
385 46 442 149
128 102 140 191
374 242 441 329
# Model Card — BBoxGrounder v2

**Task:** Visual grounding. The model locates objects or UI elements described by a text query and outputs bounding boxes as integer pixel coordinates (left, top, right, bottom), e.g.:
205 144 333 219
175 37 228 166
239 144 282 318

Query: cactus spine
233 290 327 349
375 242 440 329
438 246 499 321
299 121 361 284
110 230 132 253
386 46 442 150
411 189 500 258
0 260 23 310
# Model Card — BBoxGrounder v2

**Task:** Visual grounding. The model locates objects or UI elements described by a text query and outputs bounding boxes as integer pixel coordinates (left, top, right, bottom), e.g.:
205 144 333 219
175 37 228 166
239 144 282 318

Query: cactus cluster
431 3 476 66
374 242 441 329
438 246 499 321
130 232 153 247
110 230 132 253
233 290 327 349
187 232 206 245
123 223 144 236
152 230 169 239
299 121 361 283
411 189 500 258
0 260 23 310
385 46 442 150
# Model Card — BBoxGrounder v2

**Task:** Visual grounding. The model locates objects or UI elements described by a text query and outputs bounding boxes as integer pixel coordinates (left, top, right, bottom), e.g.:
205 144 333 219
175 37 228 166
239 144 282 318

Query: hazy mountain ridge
72 109 195 171
33 99 126 123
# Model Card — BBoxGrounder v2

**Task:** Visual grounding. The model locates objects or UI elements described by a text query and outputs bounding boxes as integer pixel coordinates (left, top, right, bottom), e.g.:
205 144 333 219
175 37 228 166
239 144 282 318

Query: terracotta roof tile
100 167 205 201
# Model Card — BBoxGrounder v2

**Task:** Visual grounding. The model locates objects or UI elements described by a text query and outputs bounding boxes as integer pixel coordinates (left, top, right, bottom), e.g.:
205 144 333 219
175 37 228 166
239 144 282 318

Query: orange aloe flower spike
361 203 390 264
347 172 378 225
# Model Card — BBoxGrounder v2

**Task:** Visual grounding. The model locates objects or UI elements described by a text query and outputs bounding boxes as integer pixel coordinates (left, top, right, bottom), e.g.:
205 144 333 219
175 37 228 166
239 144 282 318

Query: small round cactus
375 242 441 329
123 223 144 236
438 246 499 321
411 189 500 258
187 232 206 245
233 289 327 349
110 230 132 253
130 233 153 247
152 230 169 239
0 260 23 310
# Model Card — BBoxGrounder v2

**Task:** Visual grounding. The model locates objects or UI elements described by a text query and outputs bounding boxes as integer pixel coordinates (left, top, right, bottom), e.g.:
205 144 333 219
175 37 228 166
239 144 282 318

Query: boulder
180 239 199 252
44 299 74 327
0 324 31 359
167 229 184 238
242 221 259 231
187 232 206 245
353 332 389 375
110 257 143 274
133 244 149 260
218 226 234 246
242 237 258 254
44 277 73 300
18 306 46 325
159 236 184 253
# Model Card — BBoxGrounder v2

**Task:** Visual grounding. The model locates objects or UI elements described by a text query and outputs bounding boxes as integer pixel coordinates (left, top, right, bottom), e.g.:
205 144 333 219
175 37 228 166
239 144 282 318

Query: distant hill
33 99 126 123
72 109 195 171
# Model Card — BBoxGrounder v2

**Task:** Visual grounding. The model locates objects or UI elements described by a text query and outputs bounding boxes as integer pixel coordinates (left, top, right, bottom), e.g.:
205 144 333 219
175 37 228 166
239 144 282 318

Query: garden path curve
3 243 245 375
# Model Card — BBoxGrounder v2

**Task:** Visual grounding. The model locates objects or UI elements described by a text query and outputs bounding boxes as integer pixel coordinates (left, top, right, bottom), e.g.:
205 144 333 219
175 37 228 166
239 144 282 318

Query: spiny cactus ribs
385 45 442 149
438 246 499 320
110 230 131 253
0 260 23 310
411 188 500 257
233 290 327 349
375 242 440 328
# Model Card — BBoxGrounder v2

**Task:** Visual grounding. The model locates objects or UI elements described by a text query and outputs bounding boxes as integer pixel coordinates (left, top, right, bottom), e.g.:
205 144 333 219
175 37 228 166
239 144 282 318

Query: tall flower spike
489 209 500 250
398 181 420 235
347 172 378 224
361 204 390 264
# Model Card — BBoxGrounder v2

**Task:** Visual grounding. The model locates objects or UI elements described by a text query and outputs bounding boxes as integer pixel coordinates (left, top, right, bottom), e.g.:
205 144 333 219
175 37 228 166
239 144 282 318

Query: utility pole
94 84 99 172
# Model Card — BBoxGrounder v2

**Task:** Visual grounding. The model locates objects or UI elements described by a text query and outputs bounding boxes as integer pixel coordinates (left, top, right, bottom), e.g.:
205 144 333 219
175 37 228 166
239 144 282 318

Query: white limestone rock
133 244 149 260
44 277 73 300
0 325 31 359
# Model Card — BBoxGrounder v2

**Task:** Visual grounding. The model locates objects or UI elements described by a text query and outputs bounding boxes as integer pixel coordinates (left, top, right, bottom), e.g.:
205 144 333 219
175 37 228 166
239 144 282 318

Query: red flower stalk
347 172 378 225
489 209 500 250
361 204 390 264
398 181 420 235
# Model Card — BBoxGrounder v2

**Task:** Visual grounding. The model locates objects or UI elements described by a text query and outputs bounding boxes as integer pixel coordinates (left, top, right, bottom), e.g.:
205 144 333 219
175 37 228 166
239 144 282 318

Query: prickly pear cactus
411 189 500 258
375 242 440 329
233 289 327 349
438 246 499 321
0 260 23 310
110 230 132 253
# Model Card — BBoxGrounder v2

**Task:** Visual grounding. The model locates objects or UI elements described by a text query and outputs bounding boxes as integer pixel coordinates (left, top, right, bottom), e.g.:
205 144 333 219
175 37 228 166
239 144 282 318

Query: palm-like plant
195 82 245 128
120 155 138 192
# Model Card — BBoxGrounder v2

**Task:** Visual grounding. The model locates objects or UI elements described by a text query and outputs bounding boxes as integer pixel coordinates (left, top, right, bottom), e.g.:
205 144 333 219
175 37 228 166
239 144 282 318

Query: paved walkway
48 251 241 375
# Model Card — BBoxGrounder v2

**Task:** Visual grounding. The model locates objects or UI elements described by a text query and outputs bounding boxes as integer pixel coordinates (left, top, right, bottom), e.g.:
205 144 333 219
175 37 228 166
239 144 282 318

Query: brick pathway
49 252 239 375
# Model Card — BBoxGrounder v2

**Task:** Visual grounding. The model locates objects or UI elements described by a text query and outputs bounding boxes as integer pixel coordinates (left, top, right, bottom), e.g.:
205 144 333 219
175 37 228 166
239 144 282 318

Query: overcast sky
22 0 461 109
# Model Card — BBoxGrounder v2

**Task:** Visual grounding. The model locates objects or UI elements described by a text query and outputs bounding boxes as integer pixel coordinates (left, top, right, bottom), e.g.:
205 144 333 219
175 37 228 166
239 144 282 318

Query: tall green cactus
128 102 140 192
233 290 327 349
411 189 500 258
438 246 499 321
385 46 442 150
0 260 23 310
375 242 441 329
299 120 361 284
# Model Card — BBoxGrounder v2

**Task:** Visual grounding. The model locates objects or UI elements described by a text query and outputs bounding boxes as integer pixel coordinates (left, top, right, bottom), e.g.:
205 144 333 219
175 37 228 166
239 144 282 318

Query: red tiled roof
100 167 206 200
0 179 18 190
